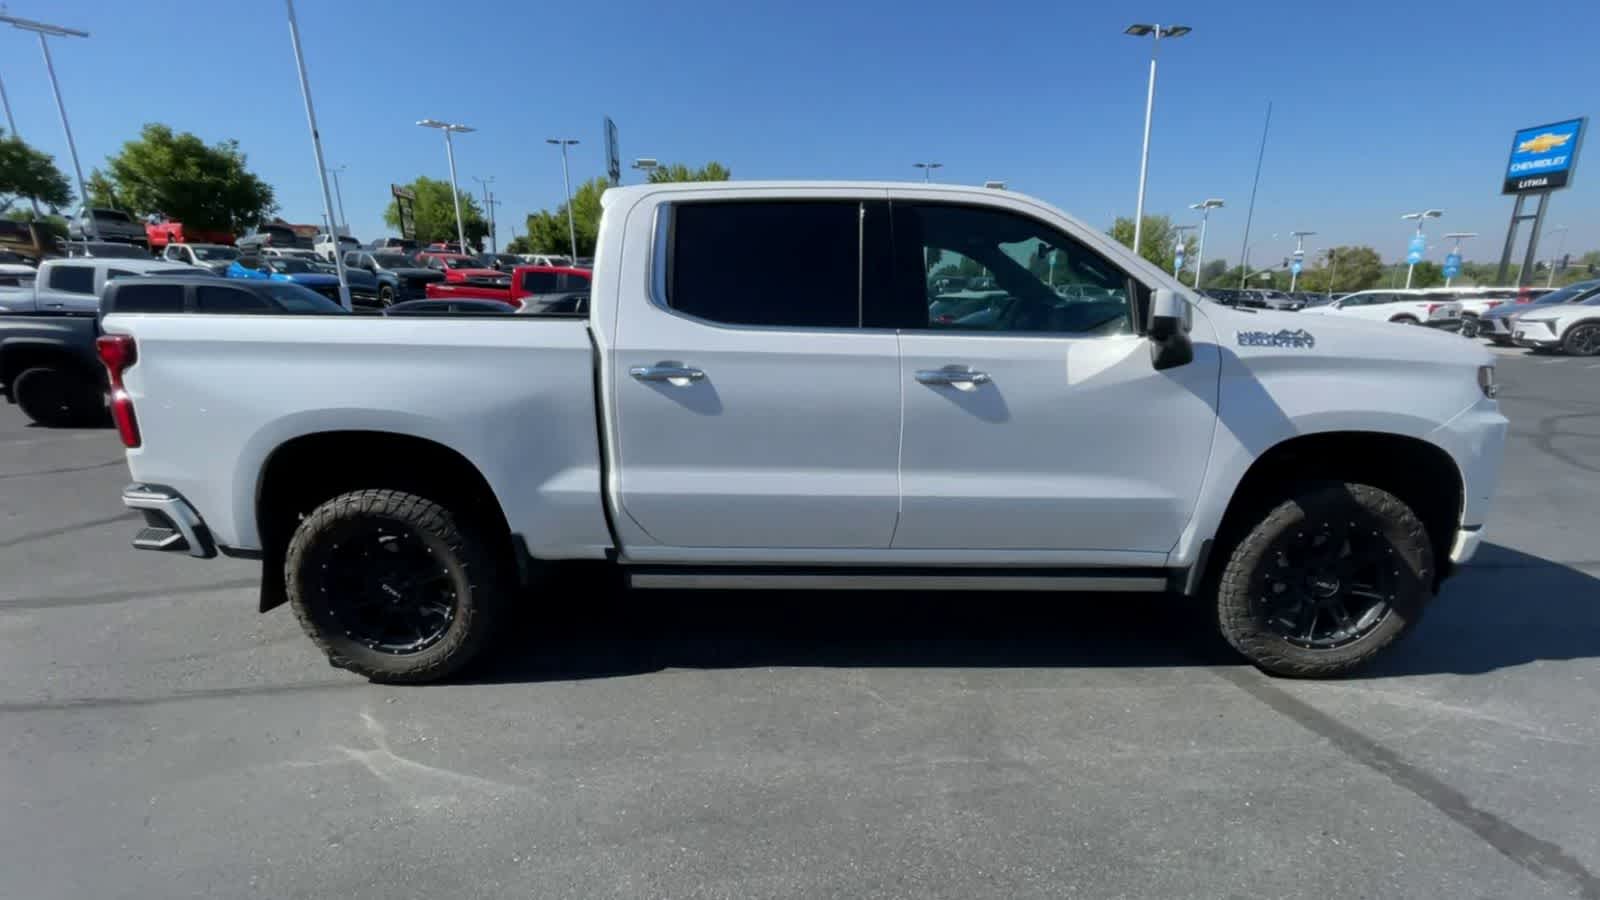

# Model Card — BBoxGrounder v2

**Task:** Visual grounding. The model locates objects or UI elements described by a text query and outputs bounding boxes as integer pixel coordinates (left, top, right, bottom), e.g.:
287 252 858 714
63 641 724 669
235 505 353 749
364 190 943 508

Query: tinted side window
521 271 559 293
110 283 186 313
557 271 590 291
196 285 272 312
893 203 1131 335
668 201 860 328
106 269 141 281
48 264 95 294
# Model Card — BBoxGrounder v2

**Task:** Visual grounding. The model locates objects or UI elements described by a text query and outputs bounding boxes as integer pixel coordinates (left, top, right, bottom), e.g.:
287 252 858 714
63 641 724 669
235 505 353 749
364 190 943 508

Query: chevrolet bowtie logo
1517 132 1572 154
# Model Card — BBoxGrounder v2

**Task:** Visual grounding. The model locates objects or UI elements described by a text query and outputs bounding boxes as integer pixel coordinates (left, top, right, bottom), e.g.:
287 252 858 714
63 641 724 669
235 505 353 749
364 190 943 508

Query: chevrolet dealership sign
1502 118 1585 194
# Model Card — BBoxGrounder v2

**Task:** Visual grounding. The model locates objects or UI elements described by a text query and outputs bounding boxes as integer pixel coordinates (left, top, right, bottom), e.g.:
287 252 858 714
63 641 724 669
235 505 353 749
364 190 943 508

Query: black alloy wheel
1563 322 1600 357
312 522 457 655
1255 517 1397 650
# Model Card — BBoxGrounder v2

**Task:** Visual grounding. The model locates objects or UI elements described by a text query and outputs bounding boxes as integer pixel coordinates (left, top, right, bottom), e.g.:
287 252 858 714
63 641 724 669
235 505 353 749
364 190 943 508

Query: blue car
226 256 379 306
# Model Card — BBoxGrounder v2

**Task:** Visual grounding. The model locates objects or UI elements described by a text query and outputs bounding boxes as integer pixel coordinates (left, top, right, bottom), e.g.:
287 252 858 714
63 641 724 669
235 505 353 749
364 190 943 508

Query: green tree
383 176 489 248
645 161 732 183
1196 258 1228 289
1406 261 1445 288
1292 245 1383 293
1108 215 1194 273
0 128 74 214
521 176 610 257
503 234 531 254
91 123 275 231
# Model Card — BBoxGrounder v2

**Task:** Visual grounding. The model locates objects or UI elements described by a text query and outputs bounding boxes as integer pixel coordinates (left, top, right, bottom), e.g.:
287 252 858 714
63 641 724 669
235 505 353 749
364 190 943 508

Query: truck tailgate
98 313 612 559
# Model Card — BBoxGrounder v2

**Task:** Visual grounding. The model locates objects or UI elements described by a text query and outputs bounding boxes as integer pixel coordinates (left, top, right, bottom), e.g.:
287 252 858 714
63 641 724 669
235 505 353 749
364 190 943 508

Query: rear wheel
378 285 396 307
12 366 103 427
1562 322 1600 356
285 489 506 683
1459 316 1480 338
1215 482 1433 678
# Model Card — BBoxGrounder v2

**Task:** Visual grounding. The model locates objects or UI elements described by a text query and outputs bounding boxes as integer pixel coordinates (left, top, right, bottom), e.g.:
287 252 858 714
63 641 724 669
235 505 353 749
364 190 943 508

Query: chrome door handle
629 364 705 383
915 368 991 386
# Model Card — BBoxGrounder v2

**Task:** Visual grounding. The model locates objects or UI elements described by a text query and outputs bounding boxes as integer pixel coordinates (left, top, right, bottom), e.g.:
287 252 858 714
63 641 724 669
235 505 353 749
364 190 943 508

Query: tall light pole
472 175 494 253
324 164 349 234
1189 198 1223 288
3 13 91 235
546 138 580 261
913 161 943 182
1288 230 1316 292
0 69 42 217
486 193 501 254
1124 23 1191 256
1325 248 1339 300
1241 233 1278 289
1400 209 1442 289
1171 224 1196 279
418 119 474 251
1544 225 1569 287
284 0 350 309
1441 232 1476 287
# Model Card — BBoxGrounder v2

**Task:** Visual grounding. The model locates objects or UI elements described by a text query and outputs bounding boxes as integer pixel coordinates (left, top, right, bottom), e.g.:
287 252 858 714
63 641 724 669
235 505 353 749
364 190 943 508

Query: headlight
1478 365 1498 399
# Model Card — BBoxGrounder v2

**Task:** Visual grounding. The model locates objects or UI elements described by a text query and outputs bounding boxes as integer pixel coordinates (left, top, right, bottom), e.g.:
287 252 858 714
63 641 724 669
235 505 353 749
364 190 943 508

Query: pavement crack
0 511 138 550
1214 666 1600 900
0 679 362 714
0 577 258 611
0 458 125 481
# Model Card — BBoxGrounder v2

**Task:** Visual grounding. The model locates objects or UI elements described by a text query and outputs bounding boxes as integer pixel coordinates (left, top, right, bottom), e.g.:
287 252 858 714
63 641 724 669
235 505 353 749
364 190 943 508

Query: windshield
373 253 413 267
262 281 347 313
271 259 316 273
92 209 134 222
1534 281 1600 304
193 246 239 261
441 256 480 269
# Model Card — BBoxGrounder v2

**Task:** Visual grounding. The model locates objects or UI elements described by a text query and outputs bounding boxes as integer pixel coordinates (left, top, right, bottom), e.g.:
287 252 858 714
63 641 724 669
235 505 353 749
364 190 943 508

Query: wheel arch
0 339 100 393
1203 430 1464 592
252 430 519 612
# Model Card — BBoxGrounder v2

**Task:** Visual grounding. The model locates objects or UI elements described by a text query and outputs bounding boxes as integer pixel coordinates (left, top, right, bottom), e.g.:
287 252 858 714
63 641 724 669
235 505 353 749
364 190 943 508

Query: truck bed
100 313 613 559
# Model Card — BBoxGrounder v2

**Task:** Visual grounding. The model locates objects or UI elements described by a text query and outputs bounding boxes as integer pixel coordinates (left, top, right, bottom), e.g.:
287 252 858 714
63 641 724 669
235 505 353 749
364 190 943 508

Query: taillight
95 334 141 448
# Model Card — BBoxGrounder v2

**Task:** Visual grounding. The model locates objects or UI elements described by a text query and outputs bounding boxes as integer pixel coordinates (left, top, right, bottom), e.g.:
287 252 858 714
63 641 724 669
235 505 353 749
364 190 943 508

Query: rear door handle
915 367 991 386
629 364 705 384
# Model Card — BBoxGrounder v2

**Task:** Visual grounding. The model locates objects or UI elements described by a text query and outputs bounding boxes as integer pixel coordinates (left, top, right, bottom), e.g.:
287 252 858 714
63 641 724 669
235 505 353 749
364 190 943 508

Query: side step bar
625 568 1168 593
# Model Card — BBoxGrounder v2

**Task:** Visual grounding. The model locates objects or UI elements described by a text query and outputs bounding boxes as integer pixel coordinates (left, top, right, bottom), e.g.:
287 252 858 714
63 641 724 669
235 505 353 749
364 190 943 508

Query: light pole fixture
1400 209 1442 289
632 157 660 179
1288 230 1317 292
418 119 475 251
1125 23 1191 256
324 164 349 234
1188 198 1223 288
2 13 91 235
472 175 495 253
983 180 1007 190
913 162 943 182
284 0 350 308
547 138 581 261
1171 224 1197 279
1543 225 1569 287
1441 231 1476 287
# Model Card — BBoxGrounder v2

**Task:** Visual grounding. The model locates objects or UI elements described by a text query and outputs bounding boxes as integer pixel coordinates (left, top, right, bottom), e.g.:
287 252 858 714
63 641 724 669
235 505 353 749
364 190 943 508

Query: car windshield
261 281 347 312
1535 281 1600 304
271 259 316 273
441 257 480 269
193 246 239 261
92 209 133 222
373 253 413 267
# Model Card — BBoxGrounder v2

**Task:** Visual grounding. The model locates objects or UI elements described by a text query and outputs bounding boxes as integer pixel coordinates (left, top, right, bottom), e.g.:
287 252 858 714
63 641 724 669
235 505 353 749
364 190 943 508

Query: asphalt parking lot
2 347 1598 899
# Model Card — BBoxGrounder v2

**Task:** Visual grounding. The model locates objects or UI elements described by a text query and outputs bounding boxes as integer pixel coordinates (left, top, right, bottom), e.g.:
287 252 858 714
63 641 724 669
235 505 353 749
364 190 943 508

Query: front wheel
1215 483 1433 678
377 285 395 307
1459 316 1480 339
285 489 506 683
1562 322 1600 356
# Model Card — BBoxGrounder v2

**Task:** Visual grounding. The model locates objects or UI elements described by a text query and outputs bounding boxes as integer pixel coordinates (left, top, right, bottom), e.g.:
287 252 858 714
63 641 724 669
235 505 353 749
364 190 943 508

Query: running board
624 568 1169 593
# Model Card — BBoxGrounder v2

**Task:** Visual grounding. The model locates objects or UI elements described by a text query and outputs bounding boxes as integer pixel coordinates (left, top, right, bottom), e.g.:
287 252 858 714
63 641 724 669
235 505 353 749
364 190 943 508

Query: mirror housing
1148 288 1194 370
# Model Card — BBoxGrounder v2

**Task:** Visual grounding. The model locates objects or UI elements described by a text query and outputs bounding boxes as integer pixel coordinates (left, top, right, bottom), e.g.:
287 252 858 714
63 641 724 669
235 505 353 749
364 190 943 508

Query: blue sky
5 0 1597 266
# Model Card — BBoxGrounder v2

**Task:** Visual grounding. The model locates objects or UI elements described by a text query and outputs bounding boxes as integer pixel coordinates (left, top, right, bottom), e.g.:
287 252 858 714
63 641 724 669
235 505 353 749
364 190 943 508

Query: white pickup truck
100 182 1508 683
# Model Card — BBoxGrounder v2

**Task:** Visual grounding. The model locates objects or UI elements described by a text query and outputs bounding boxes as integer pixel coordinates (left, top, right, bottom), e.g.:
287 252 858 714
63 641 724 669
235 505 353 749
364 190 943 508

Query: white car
1510 292 1600 355
263 247 324 263
313 232 362 262
1300 289 1464 329
101 181 1507 684
518 253 572 267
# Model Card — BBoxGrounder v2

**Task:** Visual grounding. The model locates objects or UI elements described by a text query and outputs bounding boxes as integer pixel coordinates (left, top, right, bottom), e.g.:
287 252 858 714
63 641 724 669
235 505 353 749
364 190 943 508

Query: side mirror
1148 288 1194 371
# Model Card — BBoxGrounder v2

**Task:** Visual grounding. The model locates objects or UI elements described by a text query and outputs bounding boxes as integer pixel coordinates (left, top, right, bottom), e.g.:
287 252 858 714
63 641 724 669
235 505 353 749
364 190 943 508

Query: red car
146 220 235 252
426 264 591 306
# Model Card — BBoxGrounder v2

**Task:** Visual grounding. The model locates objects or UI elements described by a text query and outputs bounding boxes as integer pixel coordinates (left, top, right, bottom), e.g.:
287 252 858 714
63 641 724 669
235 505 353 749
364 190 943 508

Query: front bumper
1450 527 1483 565
122 483 215 558
1512 322 1561 348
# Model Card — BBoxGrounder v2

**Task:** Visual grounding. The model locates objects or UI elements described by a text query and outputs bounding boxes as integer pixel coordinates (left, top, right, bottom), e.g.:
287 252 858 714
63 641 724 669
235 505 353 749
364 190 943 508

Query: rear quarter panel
99 314 612 558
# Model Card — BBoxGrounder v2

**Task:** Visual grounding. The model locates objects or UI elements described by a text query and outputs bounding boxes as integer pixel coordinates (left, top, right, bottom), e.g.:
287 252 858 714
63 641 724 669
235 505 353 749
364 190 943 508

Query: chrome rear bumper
122 483 216 559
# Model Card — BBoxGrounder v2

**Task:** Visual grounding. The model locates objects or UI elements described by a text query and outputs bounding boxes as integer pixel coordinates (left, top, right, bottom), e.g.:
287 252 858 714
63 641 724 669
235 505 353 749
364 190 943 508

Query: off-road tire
1215 482 1433 678
285 489 505 683
12 366 102 427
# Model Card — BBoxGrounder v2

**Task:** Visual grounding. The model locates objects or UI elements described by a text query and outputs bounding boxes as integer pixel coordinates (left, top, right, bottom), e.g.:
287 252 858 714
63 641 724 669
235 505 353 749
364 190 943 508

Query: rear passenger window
521 271 559 293
196 285 272 312
47 264 95 294
557 271 590 291
110 283 185 313
668 202 860 328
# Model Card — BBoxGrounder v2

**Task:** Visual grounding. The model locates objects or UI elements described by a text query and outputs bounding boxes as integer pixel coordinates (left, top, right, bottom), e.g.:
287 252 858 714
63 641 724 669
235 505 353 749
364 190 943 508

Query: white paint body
1300 289 1464 326
101 182 1508 577
1510 299 1600 351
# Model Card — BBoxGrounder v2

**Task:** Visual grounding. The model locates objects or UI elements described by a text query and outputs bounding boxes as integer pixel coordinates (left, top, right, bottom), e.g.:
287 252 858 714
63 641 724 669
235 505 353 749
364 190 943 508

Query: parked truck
99 182 1507 684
